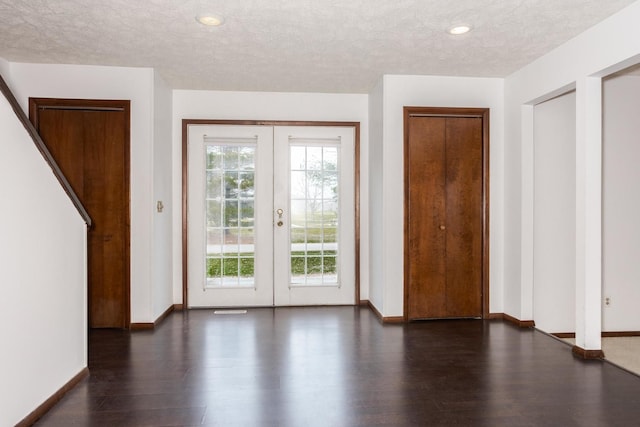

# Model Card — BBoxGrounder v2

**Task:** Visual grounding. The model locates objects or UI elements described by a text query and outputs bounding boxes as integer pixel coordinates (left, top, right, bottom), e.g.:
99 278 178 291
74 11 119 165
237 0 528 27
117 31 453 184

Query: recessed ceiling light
448 25 471 35
196 13 225 27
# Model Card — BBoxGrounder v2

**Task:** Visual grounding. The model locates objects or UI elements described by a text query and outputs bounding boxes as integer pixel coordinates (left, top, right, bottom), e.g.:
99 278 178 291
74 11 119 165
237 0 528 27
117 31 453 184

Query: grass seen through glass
207 249 337 277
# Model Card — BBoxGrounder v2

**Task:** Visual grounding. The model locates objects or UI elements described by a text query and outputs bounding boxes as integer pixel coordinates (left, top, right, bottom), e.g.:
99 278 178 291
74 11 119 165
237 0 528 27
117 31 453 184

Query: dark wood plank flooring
34 307 640 426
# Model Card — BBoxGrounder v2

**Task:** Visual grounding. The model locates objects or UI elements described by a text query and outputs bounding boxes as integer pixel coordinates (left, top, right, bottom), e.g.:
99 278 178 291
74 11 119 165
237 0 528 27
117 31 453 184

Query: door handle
276 209 284 227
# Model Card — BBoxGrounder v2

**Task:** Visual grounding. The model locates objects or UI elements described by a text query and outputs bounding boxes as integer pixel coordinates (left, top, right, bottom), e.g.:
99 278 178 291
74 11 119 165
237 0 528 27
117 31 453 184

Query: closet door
405 111 486 320
31 98 130 328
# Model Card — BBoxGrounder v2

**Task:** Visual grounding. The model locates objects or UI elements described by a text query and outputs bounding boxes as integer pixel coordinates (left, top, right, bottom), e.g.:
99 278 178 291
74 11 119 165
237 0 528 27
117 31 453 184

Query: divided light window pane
205 144 256 287
290 144 339 286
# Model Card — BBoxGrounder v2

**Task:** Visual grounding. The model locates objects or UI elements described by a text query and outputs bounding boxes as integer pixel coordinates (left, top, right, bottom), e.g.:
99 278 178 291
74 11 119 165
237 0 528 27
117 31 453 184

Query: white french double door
187 124 355 307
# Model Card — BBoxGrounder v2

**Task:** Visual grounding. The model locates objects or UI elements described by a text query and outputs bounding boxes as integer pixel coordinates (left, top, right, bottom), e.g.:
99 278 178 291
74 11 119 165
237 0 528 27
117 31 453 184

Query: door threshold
213 309 248 315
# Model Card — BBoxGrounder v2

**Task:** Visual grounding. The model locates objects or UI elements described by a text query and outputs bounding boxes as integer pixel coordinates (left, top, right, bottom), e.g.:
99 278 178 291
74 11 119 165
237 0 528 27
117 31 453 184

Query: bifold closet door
407 116 483 320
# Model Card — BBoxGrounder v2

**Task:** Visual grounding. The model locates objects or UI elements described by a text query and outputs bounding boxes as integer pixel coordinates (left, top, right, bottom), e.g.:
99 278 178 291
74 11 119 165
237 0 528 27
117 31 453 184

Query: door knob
440 225 446 230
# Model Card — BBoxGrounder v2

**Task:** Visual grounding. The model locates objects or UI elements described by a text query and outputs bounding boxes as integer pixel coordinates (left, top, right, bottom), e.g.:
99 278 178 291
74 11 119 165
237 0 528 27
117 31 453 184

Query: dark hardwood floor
34 307 640 426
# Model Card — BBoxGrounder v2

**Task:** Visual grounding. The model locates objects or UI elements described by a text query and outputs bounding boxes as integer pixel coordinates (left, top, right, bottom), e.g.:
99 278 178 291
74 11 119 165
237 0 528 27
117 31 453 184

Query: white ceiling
0 0 637 93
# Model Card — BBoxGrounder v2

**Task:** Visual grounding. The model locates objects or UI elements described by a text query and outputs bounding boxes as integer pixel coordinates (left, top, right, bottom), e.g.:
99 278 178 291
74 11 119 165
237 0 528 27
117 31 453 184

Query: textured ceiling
0 0 637 93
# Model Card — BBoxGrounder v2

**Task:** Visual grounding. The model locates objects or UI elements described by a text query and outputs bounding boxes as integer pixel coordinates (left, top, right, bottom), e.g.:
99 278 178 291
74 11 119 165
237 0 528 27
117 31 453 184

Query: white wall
533 91 576 334
504 0 640 348
602 74 640 331
0 57 10 85
152 72 174 318
0 84 87 426
172 90 369 304
367 79 384 309
370 74 504 317
8 62 170 323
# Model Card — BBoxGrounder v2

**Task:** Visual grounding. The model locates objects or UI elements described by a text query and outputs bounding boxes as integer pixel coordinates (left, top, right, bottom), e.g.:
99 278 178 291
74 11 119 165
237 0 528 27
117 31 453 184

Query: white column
520 105 535 321
575 77 602 351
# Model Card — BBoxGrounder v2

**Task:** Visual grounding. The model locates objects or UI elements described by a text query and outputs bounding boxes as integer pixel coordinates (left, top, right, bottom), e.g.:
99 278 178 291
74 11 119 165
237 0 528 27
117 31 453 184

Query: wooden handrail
0 73 92 227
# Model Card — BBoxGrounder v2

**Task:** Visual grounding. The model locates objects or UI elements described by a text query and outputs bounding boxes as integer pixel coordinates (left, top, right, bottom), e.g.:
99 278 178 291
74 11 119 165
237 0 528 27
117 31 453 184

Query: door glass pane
205 143 256 287
206 171 223 199
290 144 339 286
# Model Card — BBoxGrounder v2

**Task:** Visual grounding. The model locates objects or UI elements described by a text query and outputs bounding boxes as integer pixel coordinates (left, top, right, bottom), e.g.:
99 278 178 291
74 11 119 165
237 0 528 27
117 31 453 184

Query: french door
187 124 355 307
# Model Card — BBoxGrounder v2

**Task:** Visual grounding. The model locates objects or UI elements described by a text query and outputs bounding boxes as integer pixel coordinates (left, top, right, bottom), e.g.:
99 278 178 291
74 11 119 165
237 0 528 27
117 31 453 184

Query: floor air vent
213 310 248 315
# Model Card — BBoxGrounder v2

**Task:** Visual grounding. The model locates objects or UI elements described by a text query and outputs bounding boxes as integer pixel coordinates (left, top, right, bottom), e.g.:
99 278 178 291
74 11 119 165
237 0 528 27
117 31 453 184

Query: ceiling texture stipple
0 0 636 93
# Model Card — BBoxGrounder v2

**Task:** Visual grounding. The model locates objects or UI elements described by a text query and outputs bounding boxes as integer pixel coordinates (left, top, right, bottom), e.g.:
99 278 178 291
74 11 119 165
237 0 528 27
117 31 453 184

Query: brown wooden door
30 99 130 328
405 108 488 320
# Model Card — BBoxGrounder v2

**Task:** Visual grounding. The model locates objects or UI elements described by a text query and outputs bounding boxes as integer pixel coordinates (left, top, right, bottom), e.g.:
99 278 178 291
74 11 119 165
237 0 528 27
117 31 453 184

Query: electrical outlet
604 297 611 307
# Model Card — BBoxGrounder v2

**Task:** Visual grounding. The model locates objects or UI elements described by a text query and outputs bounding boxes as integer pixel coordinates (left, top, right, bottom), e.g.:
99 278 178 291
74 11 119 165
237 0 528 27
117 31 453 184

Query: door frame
403 107 490 321
29 97 131 328
182 119 360 308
